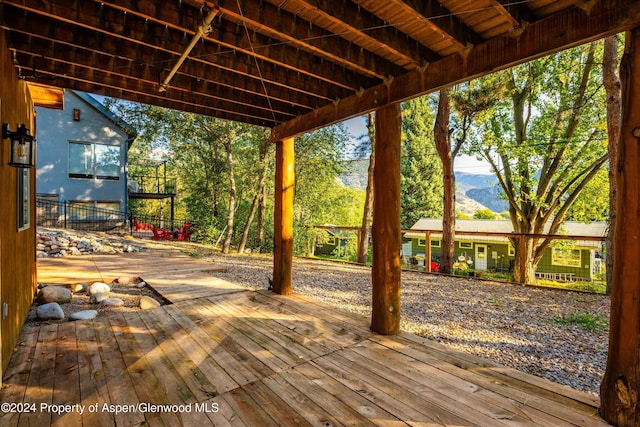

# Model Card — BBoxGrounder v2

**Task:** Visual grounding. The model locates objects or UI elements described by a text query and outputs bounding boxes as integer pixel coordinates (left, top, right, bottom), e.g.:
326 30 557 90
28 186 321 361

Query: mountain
339 160 507 213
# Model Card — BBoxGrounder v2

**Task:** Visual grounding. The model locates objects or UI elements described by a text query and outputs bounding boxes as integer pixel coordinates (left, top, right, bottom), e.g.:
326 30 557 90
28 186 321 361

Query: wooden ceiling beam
496 0 538 24
2 3 348 103
91 0 379 90
8 27 322 113
216 0 401 80
403 0 484 46
3 0 371 93
271 0 640 141
14 53 291 126
350 0 478 54
44 78 273 127
13 46 303 121
265 0 441 69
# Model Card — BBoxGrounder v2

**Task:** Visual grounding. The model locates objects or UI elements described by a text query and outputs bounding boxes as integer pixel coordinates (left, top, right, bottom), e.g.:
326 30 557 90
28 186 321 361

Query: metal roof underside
1 0 639 139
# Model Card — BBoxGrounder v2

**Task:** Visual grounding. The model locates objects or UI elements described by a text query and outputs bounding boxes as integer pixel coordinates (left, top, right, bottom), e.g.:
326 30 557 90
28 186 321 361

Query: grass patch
181 249 202 258
554 312 607 332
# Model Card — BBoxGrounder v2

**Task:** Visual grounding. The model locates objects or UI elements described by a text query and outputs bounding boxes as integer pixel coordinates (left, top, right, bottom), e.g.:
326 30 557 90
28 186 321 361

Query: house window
459 241 473 249
417 238 426 247
508 245 515 256
69 141 120 179
327 237 336 245
551 248 582 267
430 239 441 247
17 169 30 230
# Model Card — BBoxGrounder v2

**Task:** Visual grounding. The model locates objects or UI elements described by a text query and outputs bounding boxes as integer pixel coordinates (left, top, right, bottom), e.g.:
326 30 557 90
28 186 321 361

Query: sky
344 116 493 175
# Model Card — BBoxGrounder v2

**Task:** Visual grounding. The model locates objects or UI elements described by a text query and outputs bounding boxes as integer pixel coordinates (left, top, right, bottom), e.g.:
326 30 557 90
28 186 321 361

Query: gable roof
408 218 607 237
405 218 606 248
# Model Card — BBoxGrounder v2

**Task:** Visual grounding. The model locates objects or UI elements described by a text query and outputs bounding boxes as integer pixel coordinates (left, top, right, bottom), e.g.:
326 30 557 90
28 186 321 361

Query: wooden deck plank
370 334 607 426
260 374 343 427
161 304 240 394
11 251 610 427
108 312 180 426
352 338 564 426
187 298 289 373
179 299 275 385
168 299 264 387
74 320 115 427
17 324 57 427
312 352 485 426
221 387 281 427
239 380 314 427
290 362 408 427
225 291 356 354
93 320 146 426
51 322 82 426
0 326 39 427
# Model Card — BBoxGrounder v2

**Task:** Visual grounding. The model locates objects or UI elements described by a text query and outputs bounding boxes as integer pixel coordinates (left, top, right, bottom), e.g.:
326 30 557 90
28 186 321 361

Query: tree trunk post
371 103 401 335
273 137 294 295
601 28 640 426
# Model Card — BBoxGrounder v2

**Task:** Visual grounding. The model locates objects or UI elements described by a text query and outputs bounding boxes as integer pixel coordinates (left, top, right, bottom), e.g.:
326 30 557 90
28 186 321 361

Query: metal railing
36 198 128 232
128 175 176 195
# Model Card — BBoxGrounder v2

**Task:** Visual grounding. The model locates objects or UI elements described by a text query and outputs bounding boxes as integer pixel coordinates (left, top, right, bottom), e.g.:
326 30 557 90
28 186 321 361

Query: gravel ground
205 252 610 396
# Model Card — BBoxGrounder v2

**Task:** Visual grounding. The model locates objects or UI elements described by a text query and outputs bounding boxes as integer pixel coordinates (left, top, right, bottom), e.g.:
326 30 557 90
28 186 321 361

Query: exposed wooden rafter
272 0 640 140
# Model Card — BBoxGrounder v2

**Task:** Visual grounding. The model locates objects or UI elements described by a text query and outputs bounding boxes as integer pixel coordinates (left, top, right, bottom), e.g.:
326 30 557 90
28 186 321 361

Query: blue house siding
36 91 133 213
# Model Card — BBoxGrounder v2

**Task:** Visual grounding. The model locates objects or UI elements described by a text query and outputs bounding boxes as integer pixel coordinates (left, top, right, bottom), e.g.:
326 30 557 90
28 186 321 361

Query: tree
238 129 271 253
433 89 455 273
401 96 443 229
293 125 357 254
469 42 608 284
603 34 622 295
356 113 375 264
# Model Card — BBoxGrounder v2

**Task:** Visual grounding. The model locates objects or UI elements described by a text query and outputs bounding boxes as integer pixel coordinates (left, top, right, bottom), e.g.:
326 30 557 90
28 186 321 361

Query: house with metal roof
404 218 607 281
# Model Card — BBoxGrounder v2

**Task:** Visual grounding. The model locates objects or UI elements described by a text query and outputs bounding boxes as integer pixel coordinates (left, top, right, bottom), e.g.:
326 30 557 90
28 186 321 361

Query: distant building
35 91 136 220
404 218 607 281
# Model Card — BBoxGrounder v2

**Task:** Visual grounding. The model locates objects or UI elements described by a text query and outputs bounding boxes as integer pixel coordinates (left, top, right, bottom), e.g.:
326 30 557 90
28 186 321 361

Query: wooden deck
1 251 609 426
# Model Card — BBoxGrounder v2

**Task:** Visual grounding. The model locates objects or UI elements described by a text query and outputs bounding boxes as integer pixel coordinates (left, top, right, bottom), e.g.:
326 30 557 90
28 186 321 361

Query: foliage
554 312 607 332
400 96 443 228
293 125 362 254
461 42 609 282
473 208 501 220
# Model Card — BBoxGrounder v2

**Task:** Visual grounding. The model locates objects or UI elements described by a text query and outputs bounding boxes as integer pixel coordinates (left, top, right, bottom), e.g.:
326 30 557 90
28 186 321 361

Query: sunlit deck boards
2 252 609 426
36 250 240 302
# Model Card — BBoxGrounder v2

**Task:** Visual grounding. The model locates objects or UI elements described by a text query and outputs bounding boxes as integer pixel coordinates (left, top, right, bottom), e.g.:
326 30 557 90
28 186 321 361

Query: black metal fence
36 198 128 232
36 198 194 240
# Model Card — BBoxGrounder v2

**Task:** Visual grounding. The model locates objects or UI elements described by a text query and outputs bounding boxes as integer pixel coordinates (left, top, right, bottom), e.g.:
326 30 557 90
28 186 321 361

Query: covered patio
1 250 607 426
1 1 640 425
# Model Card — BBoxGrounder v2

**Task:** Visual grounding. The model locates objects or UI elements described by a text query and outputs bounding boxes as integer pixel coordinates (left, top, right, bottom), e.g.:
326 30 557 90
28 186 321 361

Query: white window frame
459 241 473 249
430 239 441 247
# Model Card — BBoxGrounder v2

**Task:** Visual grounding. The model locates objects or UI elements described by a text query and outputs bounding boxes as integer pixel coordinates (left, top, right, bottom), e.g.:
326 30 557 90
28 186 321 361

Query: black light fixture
3 123 35 168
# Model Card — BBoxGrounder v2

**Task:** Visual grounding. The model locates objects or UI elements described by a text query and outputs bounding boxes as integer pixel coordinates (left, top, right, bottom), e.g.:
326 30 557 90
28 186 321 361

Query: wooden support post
601 27 640 427
425 231 432 272
273 137 294 295
371 103 401 335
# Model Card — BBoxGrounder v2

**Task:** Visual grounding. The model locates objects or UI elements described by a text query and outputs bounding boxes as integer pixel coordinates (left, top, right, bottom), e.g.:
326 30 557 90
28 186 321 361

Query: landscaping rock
71 283 88 293
37 286 72 304
90 293 110 304
69 310 98 321
88 282 111 295
139 296 161 310
136 281 148 288
100 298 125 307
36 302 65 320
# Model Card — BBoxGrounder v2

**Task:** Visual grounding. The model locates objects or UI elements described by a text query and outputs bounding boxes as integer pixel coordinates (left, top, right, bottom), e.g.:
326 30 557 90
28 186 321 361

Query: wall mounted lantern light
3 123 35 168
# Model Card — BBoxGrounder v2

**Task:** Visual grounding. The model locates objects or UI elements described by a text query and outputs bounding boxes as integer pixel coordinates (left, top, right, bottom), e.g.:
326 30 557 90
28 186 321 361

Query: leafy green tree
473 208 500 220
293 124 360 254
468 42 608 283
401 96 443 229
